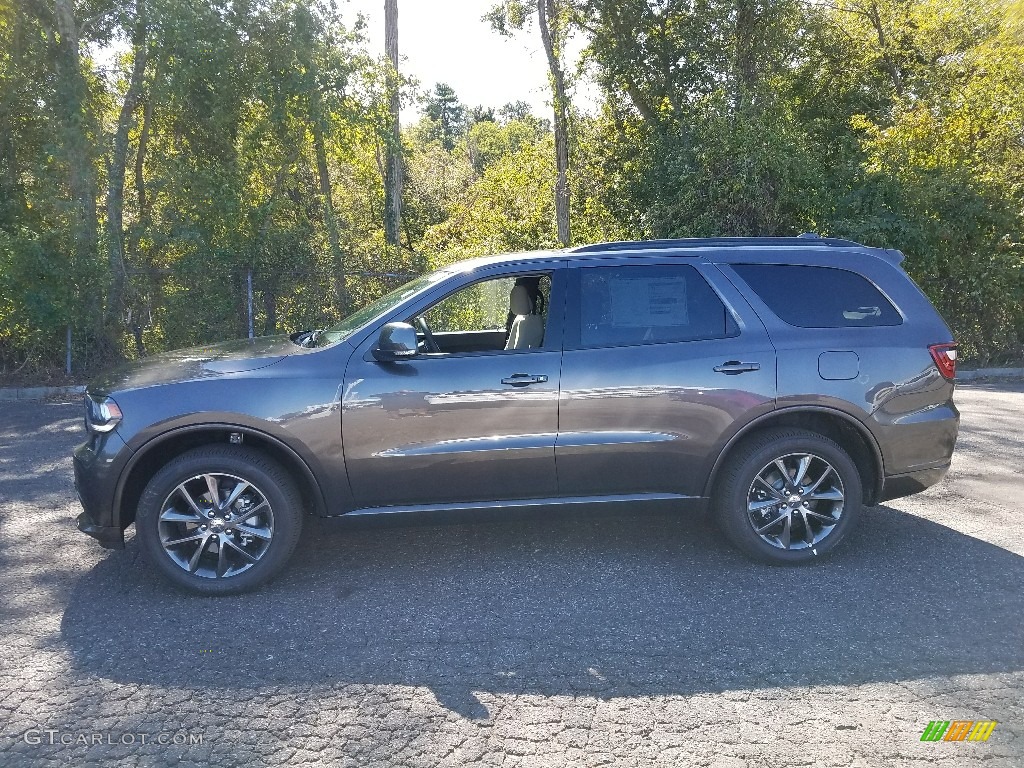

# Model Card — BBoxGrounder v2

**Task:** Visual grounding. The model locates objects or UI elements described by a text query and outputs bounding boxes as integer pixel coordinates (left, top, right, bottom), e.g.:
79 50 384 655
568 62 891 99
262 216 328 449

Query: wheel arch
115 425 327 530
704 407 885 505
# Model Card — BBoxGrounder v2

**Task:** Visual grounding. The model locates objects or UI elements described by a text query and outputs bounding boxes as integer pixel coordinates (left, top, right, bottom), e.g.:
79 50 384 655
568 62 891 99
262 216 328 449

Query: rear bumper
878 462 950 503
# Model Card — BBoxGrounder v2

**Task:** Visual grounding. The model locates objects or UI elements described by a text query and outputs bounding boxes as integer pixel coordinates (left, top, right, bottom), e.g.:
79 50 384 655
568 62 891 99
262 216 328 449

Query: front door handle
501 373 549 386
713 361 761 375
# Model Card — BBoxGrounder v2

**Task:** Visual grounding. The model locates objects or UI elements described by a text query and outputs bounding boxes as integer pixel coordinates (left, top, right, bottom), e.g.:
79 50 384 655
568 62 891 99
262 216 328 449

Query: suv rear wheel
714 428 862 564
136 446 303 594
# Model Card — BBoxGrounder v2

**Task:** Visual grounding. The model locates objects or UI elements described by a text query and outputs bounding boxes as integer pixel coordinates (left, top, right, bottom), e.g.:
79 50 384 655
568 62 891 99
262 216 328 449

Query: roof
569 234 864 253
443 235 902 271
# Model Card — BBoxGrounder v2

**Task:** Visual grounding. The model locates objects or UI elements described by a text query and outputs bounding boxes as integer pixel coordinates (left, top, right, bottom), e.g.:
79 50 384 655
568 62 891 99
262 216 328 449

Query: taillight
929 343 958 380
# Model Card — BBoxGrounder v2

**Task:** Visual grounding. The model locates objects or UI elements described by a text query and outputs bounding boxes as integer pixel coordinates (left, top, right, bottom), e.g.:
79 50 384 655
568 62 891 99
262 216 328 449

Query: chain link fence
43 266 420 382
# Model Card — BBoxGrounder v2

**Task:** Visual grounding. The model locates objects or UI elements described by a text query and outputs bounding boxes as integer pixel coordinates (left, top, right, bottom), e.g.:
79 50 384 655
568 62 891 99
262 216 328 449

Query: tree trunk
733 0 758 113
383 0 403 247
135 82 154 214
263 290 277 335
53 0 99 311
0 29 21 218
313 118 347 314
106 0 148 327
538 0 570 246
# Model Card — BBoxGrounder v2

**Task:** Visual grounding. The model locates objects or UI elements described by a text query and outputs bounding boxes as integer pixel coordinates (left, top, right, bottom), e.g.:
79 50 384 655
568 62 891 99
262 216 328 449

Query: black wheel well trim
703 406 885 504
113 423 328 528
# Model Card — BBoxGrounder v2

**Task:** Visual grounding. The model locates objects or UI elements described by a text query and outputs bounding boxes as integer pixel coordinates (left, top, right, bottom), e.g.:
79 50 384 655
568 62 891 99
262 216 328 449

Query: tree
383 0 402 247
424 82 466 150
487 1 572 246
499 100 533 123
106 0 149 345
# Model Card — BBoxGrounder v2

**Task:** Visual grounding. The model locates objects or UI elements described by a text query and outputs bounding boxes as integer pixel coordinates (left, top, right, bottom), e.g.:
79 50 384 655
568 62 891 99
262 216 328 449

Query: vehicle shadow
59 502 1024 717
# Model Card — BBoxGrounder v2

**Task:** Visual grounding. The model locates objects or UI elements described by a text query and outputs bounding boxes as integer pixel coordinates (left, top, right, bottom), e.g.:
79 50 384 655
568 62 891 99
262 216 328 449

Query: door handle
501 373 549 386
713 361 761 375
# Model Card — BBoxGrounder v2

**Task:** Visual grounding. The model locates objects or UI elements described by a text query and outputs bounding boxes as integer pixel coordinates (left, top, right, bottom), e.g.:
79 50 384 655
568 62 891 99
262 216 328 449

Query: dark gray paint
73 239 960 548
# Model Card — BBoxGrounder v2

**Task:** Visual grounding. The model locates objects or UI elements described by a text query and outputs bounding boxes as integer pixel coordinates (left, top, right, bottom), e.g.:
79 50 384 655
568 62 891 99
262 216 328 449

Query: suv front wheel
714 428 863 564
136 446 303 594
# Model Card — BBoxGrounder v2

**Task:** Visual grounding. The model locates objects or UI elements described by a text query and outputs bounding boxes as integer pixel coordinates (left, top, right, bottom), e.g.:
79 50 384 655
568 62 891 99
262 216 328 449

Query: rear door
555 258 777 499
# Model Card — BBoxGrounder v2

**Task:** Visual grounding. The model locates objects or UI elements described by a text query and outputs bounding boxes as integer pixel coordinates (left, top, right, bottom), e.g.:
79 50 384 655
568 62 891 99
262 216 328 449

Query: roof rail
569 236 865 254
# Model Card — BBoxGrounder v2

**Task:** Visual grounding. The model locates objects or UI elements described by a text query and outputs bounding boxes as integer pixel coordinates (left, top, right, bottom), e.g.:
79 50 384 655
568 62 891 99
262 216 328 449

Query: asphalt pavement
0 384 1021 767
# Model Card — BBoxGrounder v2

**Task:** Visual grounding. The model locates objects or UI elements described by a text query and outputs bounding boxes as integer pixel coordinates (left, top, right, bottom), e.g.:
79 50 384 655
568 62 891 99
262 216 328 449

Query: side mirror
372 322 419 362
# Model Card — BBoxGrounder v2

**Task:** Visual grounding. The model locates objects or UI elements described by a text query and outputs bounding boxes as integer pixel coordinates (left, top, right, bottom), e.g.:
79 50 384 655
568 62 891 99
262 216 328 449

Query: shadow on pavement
60 503 1024 717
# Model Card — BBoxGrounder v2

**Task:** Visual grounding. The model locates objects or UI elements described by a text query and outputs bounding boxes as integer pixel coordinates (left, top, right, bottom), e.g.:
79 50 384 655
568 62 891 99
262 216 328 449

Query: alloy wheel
746 452 845 550
157 472 275 579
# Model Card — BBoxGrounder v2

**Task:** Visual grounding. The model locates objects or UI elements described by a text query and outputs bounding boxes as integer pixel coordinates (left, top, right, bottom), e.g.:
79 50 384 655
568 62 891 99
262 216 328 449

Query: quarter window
732 264 902 327
579 265 738 348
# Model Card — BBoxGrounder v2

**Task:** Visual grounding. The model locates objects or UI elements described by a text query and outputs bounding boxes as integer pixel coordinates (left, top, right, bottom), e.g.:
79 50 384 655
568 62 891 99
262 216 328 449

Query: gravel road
1 384 1021 767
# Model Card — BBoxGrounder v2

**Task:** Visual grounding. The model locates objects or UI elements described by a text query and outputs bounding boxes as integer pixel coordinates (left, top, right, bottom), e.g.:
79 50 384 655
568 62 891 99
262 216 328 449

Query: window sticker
609 276 689 327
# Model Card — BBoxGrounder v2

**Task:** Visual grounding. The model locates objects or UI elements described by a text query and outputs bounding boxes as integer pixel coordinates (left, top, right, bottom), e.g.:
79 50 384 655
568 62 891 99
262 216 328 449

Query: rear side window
579 265 738 347
732 264 902 327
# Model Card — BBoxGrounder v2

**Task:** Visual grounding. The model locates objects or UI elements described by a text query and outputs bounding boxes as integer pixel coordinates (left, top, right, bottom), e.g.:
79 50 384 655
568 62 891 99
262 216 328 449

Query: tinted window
732 264 902 328
579 265 738 348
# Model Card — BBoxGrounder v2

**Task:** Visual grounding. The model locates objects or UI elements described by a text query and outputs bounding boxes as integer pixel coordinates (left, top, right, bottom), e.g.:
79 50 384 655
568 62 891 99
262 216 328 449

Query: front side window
578 265 738 348
414 273 552 353
731 264 902 327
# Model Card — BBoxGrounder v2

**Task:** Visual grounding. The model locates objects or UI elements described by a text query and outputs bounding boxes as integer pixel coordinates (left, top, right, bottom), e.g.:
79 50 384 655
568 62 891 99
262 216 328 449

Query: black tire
713 428 862 564
136 446 303 594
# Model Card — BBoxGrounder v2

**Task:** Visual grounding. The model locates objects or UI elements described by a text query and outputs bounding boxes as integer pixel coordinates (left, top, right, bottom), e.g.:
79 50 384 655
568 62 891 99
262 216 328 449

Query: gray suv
74 236 960 593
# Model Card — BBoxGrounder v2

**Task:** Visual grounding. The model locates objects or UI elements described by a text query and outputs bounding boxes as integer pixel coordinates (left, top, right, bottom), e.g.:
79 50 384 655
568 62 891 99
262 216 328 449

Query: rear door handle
501 374 548 386
713 361 761 375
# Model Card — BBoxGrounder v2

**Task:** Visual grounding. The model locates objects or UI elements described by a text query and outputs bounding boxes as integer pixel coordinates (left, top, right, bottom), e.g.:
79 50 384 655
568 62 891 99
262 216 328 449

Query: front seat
505 285 544 350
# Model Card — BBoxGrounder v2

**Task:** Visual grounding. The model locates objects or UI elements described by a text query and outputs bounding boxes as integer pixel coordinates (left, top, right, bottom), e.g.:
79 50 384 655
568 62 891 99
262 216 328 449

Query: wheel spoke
187 536 209 572
165 531 206 547
222 536 258 564
803 508 839 525
778 513 792 548
204 474 221 508
808 488 844 501
799 509 816 545
773 458 792 488
754 475 785 499
232 500 268 522
755 512 788 534
749 498 782 512
803 466 833 495
792 455 812 487
222 480 251 510
160 508 202 523
216 540 228 578
234 523 272 540
174 484 206 518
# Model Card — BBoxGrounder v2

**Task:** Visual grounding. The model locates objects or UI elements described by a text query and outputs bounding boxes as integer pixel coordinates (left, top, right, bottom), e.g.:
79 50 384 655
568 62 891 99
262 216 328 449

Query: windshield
314 271 449 347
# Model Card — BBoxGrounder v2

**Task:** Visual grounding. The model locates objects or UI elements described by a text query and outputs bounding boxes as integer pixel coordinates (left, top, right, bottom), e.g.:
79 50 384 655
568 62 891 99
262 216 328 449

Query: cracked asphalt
0 383 1022 767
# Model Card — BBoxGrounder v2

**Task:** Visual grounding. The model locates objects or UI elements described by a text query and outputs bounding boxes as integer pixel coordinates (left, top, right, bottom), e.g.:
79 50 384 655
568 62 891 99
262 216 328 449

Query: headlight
85 394 123 433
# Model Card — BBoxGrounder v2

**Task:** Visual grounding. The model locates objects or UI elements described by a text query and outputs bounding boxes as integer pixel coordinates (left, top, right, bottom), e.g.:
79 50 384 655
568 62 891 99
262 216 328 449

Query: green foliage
1 0 1022 377
423 82 466 151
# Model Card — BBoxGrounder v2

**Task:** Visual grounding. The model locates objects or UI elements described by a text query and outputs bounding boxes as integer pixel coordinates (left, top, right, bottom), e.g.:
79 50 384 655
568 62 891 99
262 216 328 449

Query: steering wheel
414 315 441 353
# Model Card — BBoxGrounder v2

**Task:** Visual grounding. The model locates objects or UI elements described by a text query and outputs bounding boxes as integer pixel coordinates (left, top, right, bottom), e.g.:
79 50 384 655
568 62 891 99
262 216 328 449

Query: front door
342 266 565 507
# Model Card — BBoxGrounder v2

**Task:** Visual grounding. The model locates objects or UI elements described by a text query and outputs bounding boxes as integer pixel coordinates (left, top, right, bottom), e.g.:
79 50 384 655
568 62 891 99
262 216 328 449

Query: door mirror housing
372 322 419 362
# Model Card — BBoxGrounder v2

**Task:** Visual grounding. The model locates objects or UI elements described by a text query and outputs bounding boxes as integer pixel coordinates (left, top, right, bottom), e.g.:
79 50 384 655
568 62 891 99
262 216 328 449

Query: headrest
510 285 534 315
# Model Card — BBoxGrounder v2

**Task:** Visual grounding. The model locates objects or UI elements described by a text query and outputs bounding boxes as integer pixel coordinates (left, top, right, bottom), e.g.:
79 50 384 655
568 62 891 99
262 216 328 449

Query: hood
88 335 298 394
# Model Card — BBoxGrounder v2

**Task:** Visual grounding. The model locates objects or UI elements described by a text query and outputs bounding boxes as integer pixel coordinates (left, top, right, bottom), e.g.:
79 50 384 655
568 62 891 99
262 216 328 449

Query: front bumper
76 510 125 549
73 429 132 549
